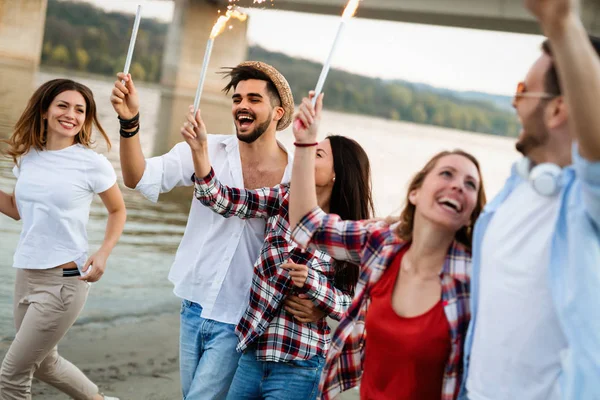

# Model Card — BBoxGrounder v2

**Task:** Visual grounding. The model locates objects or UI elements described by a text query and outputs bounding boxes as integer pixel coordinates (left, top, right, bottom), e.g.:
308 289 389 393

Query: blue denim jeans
179 300 241 400
226 350 326 400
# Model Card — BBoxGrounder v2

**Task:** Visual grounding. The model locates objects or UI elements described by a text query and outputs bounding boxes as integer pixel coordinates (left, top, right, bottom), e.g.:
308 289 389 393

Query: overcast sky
79 0 544 96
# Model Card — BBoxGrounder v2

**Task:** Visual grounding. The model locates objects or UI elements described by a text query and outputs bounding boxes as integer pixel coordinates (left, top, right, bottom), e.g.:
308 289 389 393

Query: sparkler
312 0 360 106
122 5 142 84
193 8 247 113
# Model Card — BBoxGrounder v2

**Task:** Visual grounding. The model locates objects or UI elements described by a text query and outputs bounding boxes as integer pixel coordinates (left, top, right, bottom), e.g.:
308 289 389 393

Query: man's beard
236 111 273 144
515 102 549 156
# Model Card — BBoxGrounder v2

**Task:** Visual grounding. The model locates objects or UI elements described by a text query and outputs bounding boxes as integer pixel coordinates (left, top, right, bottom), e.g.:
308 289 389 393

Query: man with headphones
459 1 600 399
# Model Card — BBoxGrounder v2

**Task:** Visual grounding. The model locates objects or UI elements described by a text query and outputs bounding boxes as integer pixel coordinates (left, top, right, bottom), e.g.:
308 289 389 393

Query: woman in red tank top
288 93 488 400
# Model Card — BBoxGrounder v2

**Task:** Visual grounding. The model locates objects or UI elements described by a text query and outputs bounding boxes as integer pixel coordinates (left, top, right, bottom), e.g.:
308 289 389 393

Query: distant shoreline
38 66 164 90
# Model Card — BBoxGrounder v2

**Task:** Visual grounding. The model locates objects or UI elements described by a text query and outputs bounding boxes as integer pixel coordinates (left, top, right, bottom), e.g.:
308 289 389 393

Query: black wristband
118 112 140 129
120 124 140 138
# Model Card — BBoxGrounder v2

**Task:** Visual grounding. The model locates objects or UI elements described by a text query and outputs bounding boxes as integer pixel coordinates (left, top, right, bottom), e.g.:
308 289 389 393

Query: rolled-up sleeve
194 167 283 220
300 266 354 321
573 144 600 227
135 141 195 203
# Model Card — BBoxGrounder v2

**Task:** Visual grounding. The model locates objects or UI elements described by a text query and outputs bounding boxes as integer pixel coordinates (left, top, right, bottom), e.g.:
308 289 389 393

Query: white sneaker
102 395 120 400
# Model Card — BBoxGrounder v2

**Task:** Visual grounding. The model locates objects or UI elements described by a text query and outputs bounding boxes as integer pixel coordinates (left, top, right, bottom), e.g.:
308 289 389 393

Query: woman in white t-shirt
0 79 126 400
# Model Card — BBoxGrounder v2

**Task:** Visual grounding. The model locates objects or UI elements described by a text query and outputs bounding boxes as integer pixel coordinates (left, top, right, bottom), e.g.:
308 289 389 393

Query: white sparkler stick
192 8 246 114
122 5 142 83
193 39 214 114
312 22 346 106
312 0 360 106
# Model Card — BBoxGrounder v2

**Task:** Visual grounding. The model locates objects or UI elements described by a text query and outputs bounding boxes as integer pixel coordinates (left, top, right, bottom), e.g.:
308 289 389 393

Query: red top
360 247 451 400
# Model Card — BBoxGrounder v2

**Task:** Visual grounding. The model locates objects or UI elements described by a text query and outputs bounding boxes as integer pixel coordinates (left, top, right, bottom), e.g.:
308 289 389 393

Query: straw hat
237 61 294 131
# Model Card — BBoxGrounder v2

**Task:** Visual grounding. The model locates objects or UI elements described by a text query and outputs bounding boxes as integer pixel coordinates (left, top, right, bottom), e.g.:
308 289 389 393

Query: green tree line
248 47 520 137
42 0 166 82
41 0 520 137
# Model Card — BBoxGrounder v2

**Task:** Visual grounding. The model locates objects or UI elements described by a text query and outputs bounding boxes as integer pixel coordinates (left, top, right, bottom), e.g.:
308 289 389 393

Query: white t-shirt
466 182 567 400
12 144 116 269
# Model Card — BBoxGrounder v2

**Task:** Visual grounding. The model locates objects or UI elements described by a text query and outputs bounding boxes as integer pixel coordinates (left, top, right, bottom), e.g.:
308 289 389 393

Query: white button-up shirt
136 134 292 324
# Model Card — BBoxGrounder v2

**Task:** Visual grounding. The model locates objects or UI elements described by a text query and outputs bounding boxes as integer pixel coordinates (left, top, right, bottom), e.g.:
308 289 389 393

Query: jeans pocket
288 355 324 371
180 299 192 315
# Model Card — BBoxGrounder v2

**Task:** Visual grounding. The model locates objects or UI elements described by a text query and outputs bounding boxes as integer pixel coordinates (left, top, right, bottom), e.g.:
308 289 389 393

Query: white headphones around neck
516 157 563 197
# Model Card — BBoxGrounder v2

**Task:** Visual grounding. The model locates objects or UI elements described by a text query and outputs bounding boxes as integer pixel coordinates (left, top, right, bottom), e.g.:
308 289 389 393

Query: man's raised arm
526 0 600 161
110 72 146 188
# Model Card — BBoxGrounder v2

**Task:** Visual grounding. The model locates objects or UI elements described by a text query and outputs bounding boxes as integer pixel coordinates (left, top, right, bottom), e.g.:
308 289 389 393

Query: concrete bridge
1 0 600 148
241 0 600 35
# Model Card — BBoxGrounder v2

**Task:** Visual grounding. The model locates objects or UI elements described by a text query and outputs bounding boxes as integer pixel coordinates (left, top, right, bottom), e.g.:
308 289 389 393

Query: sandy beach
0 313 181 400
0 313 359 400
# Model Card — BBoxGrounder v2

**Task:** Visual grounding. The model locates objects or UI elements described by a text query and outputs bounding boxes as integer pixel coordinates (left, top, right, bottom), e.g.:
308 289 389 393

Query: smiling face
409 154 481 234
231 79 283 144
43 90 87 143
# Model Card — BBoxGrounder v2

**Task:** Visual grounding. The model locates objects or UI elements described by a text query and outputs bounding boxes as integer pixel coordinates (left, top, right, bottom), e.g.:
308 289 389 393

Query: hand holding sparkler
293 92 324 145
181 105 209 152
111 73 139 121
181 106 212 179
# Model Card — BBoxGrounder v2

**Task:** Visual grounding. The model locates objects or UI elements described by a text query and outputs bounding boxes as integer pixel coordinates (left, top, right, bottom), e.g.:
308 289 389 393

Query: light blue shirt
461 145 600 399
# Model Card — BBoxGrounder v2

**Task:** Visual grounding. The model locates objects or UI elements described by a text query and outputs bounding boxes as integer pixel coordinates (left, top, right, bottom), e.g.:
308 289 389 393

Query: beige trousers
0 268 98 400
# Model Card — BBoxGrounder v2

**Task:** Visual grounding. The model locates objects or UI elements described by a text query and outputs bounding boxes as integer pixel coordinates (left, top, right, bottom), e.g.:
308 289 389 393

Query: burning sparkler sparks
193 7 247 113
210 8 247 39
342 0 360 19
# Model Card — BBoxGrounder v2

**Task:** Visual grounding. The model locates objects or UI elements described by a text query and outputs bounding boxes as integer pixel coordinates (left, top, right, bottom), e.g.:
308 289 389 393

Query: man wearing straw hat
460 1 600 399
110 61 327 399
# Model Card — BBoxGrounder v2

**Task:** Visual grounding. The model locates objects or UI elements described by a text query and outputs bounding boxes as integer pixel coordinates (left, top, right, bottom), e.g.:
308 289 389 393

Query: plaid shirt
194 168 353 362
292 207 472 400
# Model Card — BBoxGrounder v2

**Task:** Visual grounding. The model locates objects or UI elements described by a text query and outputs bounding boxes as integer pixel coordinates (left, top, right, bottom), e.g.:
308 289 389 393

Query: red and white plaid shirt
291 207 472 400
194 168 353 362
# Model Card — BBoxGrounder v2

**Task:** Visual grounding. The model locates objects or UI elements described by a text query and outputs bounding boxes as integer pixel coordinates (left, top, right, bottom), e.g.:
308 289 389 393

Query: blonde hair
2 79 110 164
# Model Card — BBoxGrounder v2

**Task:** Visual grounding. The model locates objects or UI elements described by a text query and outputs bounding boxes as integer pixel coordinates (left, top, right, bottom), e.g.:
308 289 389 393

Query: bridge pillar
155 0 248 154
0 0 47 132
0 0 48 70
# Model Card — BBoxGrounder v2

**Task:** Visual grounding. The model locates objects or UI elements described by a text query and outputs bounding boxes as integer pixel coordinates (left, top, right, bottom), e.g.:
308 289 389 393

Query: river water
0 65 518 340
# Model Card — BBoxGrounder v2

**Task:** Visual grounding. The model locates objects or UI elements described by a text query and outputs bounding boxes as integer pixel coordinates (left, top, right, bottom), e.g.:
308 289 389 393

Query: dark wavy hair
327 135 375 294
541 35 600 95
221 65 281 107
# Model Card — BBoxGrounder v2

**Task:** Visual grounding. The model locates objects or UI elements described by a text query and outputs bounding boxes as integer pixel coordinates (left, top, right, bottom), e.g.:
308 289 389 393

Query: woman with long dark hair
289 93 487 400
0 79 125 400
179 98 374 400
